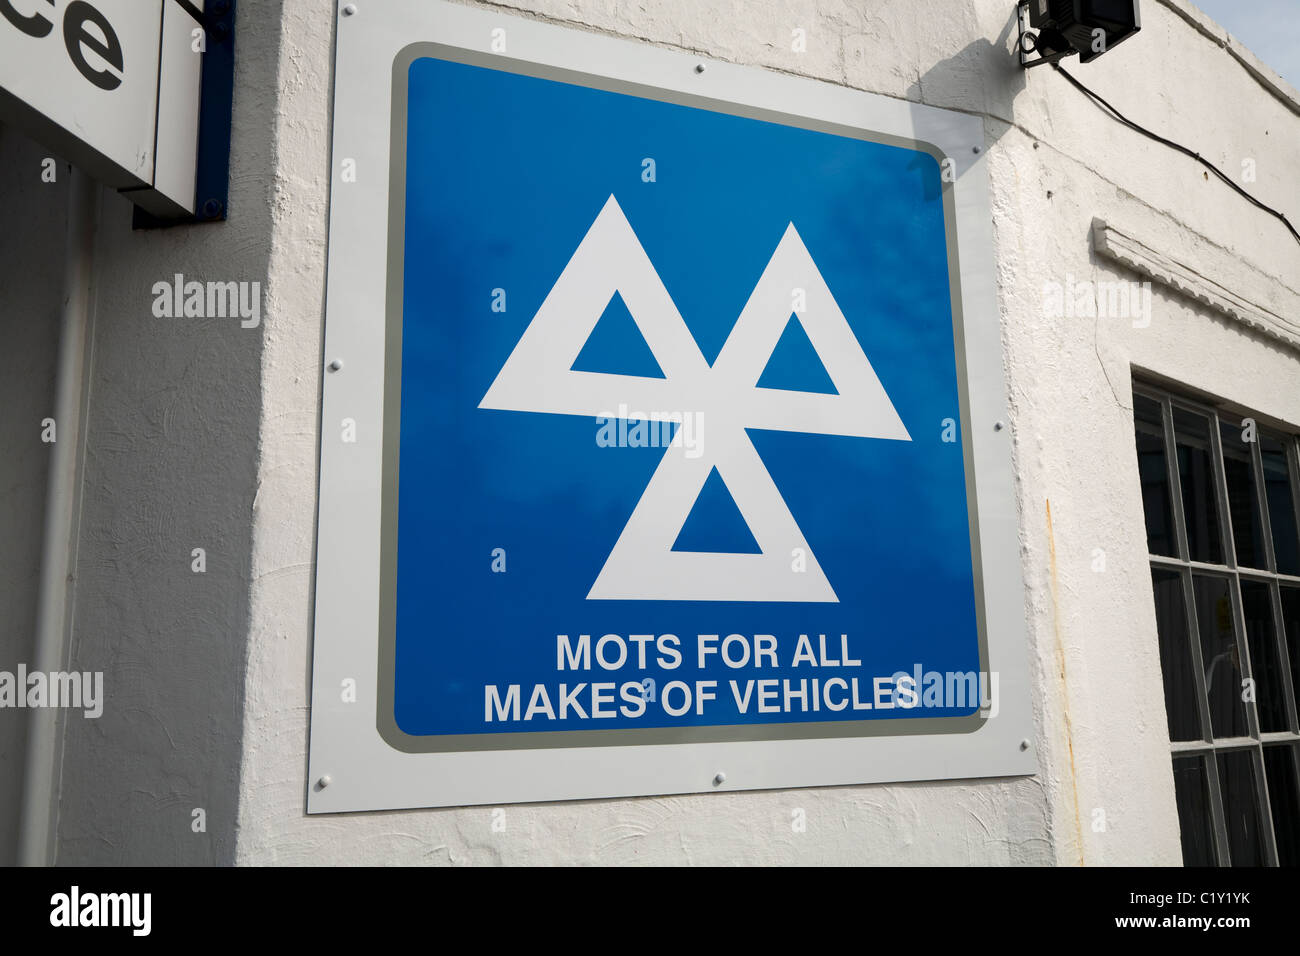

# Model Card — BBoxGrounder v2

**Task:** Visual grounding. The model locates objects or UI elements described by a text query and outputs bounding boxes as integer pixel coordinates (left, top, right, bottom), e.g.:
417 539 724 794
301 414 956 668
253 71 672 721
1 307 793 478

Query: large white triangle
587 428 838 602
479 195 709 422
710 223 911 441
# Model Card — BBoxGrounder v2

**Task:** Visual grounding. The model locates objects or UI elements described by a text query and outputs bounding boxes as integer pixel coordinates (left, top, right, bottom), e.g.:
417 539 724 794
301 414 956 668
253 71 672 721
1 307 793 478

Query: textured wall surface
0 0 1292 865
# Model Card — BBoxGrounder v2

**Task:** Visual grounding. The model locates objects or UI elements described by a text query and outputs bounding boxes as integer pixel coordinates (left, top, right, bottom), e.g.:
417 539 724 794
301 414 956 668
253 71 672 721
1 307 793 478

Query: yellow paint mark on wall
1047 499 1085 866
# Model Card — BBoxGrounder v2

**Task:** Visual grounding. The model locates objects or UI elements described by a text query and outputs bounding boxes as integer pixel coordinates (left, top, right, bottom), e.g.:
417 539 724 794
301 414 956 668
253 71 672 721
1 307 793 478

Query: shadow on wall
903 6 1029 193
0 125 70 866
44 0 293 865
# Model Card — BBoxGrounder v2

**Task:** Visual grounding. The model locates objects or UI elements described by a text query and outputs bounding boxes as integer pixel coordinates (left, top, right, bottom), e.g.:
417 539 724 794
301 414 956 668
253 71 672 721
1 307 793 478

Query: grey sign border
375 42 990 755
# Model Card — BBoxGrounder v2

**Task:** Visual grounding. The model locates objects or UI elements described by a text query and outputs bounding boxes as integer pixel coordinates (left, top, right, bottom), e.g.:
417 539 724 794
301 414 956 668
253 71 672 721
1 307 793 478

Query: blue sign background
393 55 978 737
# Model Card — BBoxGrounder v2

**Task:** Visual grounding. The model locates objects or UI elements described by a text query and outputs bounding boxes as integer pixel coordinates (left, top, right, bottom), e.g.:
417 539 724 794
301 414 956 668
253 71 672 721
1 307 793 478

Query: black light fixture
1017 0 1141 68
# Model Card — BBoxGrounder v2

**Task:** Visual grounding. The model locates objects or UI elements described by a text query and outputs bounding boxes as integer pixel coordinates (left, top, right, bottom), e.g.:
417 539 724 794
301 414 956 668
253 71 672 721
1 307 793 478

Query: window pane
1134 394 1176 557
1283 587 1300 724
1219 418 1267 569
1216 749 1265 866
1263 744 1300 867
1172 754 1218 866
1240 581 1287 733
1151 570 1203 741
1260 433 1300 576
1193 575 1248 738
1174 409 1223 564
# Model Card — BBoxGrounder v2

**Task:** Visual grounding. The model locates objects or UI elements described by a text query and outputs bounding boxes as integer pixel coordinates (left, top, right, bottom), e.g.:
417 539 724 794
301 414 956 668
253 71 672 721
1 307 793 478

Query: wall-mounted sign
310 0 1034 812
0 0 203 216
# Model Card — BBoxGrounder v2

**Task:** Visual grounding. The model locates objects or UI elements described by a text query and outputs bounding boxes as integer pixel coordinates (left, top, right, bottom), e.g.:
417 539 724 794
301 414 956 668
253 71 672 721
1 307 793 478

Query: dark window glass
1193 575 1248 738
1283 587 1300 726
1134 394 1176 557
1263 745 1300 867
1151 570 1203 741
1220 419 1267 569
1172 754 1218 866
1240 581 1287 733
1217 749 1265 866
1261 434 1300 576
1138 389 1300 870
1174 409 1223 564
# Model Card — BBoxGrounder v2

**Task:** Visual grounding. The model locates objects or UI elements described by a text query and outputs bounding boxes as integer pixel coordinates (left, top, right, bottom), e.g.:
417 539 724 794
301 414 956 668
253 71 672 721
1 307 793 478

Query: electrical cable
1053 64 1300 249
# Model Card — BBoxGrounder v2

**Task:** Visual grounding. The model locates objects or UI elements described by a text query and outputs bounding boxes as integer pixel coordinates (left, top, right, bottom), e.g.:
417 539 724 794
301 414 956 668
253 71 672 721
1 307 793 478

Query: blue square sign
379 50 987 751
310 0 1034 811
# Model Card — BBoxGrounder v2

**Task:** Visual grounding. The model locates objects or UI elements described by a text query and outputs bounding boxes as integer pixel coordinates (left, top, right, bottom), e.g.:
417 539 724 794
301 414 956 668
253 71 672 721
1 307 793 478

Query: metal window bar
1280 437 1300 851
1266 578 1300 736
1144 387 1235 864
1207 413 1277 864
1203 402 1274 864
1250 429 1278 574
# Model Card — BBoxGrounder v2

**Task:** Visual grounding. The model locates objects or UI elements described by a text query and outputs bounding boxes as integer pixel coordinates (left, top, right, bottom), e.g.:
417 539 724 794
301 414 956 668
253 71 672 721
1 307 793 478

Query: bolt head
1019 740 1030 752
328 359 343 372
713 772 726 786
342 3 357 16
695 63 706 74
200 198 223 219
318 774 332 788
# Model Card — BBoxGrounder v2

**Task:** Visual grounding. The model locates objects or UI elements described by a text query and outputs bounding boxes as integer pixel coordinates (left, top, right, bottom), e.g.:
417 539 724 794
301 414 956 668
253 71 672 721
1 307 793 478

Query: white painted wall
0 0 1293 865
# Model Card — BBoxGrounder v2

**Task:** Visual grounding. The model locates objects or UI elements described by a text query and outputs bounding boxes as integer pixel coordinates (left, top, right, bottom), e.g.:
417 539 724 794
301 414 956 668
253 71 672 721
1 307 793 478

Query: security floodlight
1017 0 1141 68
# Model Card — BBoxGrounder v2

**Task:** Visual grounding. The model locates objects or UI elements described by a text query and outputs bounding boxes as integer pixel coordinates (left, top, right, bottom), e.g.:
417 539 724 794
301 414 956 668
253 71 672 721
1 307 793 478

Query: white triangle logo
480 195 910 602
